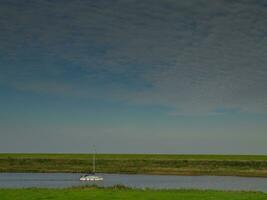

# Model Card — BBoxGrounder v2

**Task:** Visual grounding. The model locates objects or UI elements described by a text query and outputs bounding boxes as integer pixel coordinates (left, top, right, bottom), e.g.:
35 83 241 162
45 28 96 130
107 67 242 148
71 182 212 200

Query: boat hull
80 175 103 181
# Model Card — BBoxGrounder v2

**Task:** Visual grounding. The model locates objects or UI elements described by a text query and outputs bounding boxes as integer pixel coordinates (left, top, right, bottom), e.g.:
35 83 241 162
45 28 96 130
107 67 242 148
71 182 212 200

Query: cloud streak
0 0 267 115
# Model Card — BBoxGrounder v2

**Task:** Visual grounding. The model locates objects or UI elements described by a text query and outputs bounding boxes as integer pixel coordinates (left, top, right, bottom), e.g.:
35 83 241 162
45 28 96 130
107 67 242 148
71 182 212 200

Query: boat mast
93 146 96 174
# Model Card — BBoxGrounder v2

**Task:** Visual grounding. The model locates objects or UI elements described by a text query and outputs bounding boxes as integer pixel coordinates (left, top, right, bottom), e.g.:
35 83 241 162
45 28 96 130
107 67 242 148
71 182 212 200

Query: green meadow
1 154 267 177
1 153 267 160
0 187 266 200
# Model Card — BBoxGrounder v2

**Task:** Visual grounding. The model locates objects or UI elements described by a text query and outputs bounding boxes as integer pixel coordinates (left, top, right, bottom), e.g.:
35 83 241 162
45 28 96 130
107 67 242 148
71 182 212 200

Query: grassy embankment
0 186 266 200
1 154 267 177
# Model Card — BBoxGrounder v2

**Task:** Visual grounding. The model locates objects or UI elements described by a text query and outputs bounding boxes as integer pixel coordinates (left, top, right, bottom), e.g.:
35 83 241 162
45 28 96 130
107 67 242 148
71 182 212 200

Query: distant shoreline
1 154 267 177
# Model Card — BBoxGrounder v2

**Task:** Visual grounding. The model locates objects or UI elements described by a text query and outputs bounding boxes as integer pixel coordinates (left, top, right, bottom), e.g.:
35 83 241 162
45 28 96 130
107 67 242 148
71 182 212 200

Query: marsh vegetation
0 186 266 200
1 154 267 177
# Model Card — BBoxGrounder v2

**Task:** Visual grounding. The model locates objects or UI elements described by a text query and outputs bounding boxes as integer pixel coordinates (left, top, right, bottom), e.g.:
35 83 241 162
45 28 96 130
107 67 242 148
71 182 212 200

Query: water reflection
0 173 266 192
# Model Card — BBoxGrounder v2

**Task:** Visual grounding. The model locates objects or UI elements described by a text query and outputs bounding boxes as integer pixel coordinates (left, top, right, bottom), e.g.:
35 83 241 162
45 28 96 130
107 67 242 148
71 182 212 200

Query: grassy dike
1 154 267 177
0 187 266 200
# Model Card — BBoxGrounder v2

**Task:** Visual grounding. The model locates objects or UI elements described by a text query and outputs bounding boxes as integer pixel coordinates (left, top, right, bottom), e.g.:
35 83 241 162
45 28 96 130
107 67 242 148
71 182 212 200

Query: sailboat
80 148 103 181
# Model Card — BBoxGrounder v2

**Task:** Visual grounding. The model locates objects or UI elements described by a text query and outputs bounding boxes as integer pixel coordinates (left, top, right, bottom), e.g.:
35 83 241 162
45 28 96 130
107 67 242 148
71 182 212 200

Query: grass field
1 153 267 160
0 187 266 200
1 154 267 177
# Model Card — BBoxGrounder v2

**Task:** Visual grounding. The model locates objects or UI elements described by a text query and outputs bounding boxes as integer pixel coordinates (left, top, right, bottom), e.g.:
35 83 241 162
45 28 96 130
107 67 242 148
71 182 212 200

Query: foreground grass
0 187 266 200
1 154 267 177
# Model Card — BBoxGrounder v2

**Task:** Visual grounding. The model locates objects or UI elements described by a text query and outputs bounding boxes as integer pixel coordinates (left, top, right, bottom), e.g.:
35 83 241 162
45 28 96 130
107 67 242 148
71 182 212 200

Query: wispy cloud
0 0 267 115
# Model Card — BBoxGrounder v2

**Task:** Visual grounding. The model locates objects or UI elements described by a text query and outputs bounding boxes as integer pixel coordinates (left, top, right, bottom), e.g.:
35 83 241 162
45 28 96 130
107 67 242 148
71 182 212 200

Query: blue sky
0 0 267 154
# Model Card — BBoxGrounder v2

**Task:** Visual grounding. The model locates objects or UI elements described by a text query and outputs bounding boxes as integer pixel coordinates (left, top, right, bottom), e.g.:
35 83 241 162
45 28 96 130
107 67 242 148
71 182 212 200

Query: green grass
0 187 266 200
1 153 267 160
1 154 267 177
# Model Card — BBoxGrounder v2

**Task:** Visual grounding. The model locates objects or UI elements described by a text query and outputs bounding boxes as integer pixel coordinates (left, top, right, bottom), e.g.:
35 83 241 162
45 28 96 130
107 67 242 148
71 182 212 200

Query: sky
0 0 267 154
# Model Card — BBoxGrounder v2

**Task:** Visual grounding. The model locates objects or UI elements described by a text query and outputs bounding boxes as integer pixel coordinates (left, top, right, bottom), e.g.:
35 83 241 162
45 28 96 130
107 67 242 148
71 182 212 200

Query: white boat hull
80 175 103 181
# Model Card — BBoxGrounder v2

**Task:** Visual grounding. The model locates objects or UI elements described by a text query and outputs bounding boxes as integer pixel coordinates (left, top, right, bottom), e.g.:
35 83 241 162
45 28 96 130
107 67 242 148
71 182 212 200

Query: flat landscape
0 187 266 200
1 154 267 177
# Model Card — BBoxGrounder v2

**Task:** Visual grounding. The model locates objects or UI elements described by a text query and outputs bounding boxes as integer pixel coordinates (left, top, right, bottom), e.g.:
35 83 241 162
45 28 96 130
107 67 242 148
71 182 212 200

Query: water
0 173 267 192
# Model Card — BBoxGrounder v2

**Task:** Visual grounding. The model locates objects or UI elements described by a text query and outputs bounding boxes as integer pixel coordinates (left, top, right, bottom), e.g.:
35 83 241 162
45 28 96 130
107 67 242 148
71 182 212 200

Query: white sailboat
80 148 103 181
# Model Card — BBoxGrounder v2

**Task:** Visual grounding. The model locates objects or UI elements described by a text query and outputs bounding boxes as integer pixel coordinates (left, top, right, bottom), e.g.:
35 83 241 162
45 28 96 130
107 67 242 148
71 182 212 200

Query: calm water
0 173 267 192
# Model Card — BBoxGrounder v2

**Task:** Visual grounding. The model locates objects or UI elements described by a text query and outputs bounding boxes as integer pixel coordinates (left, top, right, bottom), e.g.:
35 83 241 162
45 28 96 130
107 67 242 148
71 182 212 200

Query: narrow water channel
0 173 267 192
